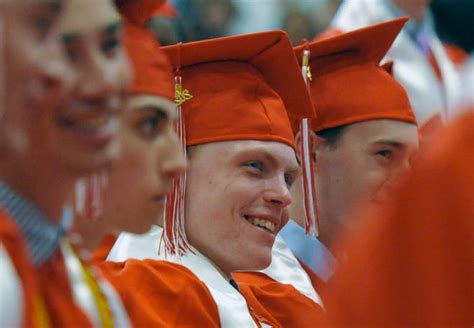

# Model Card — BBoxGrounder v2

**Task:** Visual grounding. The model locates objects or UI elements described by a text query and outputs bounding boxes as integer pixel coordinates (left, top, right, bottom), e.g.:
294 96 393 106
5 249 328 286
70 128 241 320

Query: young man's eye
284 173 294 187
101 37 121 57
376 150 393 160
137 116 165 139
245 161 264 172
33 17 53 39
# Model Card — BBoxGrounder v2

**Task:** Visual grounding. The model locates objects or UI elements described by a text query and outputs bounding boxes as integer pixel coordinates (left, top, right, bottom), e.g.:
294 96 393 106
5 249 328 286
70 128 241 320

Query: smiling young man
0 0 133 326
233 18 420 326
102 30 315 326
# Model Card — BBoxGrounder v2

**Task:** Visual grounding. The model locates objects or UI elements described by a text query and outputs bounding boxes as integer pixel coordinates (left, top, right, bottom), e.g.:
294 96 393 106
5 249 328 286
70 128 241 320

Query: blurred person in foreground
0 0 133 326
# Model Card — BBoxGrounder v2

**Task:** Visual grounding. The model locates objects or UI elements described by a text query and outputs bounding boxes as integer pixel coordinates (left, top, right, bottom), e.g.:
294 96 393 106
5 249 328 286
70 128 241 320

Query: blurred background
148 0 474 55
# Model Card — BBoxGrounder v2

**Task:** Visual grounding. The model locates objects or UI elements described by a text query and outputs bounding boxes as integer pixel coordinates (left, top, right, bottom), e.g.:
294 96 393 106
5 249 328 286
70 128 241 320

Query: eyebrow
61 20 122 44
135 106 170 122
238 147 300 173
372 139 406 149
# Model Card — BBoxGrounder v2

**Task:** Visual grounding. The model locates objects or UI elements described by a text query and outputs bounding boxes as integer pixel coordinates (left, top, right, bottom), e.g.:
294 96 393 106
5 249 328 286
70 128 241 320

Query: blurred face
102 95 185 234
54 0 131 175
315 119 419 247
185 140 299 276
0 0 70 154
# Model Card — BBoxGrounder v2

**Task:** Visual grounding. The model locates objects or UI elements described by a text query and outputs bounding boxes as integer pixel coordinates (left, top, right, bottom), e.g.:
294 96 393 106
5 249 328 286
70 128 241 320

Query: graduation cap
115 0 172 25
114 0 174 99
294 17 417 133
160 30 316 255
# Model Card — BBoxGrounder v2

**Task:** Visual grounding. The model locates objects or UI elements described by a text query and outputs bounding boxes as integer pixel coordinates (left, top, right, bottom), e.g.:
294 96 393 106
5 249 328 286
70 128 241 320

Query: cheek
110 137 151 189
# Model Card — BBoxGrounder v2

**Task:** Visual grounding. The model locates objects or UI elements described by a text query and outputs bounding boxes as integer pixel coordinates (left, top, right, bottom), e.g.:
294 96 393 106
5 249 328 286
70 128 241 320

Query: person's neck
0 160 73 225
72 217 107 251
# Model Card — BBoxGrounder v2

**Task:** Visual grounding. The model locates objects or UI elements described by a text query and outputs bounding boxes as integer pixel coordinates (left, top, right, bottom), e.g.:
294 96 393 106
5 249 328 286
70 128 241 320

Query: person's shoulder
235 271 320 305
234 271 326 326
99 259 220 327
100 258 207 290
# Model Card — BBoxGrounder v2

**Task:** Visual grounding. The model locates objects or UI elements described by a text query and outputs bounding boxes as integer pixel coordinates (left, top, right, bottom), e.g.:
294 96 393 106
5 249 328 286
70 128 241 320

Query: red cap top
162 30 315 150
294 17 416 132
120 0 174 99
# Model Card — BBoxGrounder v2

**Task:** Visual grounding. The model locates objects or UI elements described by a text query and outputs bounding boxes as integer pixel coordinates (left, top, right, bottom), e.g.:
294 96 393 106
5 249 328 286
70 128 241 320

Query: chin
237 251 272 272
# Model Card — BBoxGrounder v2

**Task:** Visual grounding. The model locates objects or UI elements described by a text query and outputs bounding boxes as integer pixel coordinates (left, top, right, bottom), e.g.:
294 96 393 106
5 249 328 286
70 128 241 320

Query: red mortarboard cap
161 31 315 255
116 0 166 26
162 30 315 149
120 0 174 99
153 0 178 18
294 17 417 132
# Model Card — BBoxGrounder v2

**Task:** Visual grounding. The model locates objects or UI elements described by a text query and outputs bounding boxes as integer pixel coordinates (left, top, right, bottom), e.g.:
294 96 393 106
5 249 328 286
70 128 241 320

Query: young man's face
185 140 299 276
0 0 69 154
52 0 131 176
315 119 419 247
101 94 186 234
1 0 131 180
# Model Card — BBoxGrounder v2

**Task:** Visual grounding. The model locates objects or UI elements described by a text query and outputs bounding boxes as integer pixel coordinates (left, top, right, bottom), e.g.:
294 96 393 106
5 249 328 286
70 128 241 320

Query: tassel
160 43 194 256
75 172 108 221
300 47 320 236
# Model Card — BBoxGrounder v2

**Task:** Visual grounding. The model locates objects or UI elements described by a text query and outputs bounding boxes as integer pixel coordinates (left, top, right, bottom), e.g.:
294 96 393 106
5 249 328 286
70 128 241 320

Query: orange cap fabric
116 0 166 26
120 0 174 99
294 17 417 132
153 0 178 18
161 30 315 150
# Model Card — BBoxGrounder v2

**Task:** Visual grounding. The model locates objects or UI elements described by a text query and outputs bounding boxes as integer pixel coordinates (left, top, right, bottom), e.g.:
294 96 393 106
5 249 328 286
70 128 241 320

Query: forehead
341 119 419 146
56 0 120 35
198 140 298 167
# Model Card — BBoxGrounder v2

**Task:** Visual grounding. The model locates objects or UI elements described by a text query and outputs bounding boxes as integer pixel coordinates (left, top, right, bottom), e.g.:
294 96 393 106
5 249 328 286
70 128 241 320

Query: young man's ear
295 130 320 164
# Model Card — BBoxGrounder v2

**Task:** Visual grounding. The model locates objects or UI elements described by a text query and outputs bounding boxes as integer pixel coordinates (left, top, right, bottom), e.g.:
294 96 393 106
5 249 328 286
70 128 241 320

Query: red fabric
122 1 174 100
153 1 177 18
116 0 165 26
443 43 469 68
38 250 94 327
418 113 444 151
326 110 474 326
90 233 118 264
0 211 42 328
99 259 221 327
296 17 416 132
161 30 315 150
233 270 326 327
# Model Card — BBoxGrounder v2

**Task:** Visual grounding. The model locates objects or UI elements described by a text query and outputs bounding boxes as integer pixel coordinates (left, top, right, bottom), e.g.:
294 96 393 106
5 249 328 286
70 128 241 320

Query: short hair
315 125 347 149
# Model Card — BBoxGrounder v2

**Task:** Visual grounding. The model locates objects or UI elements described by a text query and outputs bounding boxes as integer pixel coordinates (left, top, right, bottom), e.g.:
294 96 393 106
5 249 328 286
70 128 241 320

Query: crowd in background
151 0 473 52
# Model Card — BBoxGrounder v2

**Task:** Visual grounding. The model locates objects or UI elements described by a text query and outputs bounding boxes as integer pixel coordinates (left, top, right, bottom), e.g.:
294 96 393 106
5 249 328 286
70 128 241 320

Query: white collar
261 235 324 307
